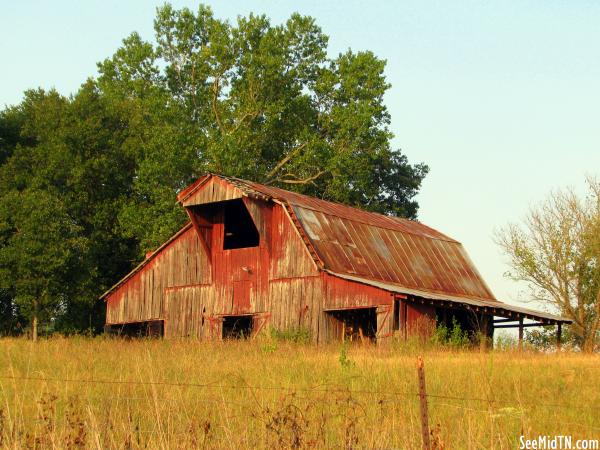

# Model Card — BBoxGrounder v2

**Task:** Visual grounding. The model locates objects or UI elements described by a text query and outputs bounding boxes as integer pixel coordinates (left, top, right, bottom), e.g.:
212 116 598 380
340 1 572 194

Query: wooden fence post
417 356 431 450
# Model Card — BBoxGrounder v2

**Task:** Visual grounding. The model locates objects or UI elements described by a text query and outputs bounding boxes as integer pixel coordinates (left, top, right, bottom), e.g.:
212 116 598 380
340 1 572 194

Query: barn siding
269 204 319 280
181 176 244 207
406 302 436 336
164 285 214 339
268 276 323 342
323 273 391 310
106 225 210 324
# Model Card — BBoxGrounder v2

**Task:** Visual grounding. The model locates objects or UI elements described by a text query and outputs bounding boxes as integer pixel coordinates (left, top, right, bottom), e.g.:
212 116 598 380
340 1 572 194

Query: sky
2 0 599 313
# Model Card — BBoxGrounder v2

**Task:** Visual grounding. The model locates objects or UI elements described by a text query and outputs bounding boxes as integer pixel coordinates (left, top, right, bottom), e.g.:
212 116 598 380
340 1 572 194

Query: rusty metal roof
205 175 498 302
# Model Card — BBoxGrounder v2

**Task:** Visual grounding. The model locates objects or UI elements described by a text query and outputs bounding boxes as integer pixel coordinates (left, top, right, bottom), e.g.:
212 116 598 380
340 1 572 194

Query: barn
101 173 570 344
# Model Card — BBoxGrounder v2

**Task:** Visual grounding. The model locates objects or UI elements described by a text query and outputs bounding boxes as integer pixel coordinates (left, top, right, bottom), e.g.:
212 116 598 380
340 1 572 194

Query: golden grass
0 337 599 449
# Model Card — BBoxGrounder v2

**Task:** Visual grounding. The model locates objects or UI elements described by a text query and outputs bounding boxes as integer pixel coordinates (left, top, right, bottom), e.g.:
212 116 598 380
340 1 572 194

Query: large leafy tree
97 4 428 249
0 86 139 335
0 189 87 340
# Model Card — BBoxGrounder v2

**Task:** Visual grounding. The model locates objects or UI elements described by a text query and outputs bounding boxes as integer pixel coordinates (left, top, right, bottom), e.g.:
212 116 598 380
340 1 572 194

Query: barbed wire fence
1 358 599 449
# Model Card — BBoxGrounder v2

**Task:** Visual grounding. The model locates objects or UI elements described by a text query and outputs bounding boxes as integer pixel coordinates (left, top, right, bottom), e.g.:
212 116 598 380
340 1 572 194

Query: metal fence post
417 356 431 450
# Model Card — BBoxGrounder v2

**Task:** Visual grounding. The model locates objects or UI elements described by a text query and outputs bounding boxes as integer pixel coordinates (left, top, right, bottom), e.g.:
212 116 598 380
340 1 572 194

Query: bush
431 318 470 348
269 327 311 344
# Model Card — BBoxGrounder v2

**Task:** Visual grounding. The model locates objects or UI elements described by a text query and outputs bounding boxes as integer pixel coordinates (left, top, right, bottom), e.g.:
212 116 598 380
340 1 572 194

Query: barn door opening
108 320 164 338
222 315 253 339
327 308 377 342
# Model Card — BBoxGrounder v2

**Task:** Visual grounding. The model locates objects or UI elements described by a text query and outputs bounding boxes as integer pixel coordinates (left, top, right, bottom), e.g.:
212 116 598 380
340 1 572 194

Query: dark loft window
223 199 259 249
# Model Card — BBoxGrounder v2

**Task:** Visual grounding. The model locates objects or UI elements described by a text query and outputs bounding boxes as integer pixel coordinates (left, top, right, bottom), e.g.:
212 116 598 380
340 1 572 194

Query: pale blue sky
2 1 599 311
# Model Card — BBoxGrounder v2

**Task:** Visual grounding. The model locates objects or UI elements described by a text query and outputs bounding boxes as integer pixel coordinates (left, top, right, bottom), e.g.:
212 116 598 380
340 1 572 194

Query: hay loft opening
223 199 259 250
328 308 377 342
222 315 253 339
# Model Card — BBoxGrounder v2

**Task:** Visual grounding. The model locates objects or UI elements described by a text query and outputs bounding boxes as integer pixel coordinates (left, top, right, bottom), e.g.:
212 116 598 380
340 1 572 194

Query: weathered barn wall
180 176 244 207
268 276 324 341
106 186 335 340
106 225 211 324
105 196 444 343
323 274 391 310
269 203 319 279
406 302 436 337
164 285 213 339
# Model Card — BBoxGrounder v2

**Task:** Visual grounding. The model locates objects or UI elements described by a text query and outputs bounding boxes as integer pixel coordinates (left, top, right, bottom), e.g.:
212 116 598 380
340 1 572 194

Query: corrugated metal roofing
205 175 497 302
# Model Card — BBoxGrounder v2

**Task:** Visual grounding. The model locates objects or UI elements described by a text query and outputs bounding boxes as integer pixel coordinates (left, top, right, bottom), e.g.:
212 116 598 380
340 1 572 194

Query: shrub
431 318 470 348
269 327 312 344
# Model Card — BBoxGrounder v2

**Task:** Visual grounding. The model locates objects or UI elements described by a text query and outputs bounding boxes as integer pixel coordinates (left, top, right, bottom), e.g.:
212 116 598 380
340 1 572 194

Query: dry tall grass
0 336 599 449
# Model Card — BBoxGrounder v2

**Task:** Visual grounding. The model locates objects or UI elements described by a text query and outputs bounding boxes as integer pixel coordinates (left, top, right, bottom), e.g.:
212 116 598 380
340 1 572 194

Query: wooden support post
402 302 408 341
480 314 489 351
557 323 562 351
518 318 524 351
417 356 431 450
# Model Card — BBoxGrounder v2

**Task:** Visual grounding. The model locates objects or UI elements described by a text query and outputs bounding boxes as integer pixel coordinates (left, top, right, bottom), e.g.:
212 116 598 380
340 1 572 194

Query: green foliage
494 332 519 350
96 3 428 248
0 289 26 336
431 318 471 348
269 327 311 344
260 341 278 355
525 326 575 351
338 342 355 369
0 86 140 335
0 189 87 334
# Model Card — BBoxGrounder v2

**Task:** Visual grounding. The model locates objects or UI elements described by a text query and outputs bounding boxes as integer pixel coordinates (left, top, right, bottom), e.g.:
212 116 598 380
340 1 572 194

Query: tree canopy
0 4 428 337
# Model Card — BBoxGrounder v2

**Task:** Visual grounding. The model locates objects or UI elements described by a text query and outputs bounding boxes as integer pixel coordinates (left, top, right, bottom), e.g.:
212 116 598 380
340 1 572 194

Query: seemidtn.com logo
520 436 599 449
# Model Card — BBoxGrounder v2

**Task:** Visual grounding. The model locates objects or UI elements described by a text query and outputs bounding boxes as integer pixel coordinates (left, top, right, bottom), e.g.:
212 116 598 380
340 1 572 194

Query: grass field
0 337 599 449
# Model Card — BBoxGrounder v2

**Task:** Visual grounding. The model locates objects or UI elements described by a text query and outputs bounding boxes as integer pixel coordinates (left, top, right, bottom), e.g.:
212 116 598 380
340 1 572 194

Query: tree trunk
582 329 598 353
31 314 38 342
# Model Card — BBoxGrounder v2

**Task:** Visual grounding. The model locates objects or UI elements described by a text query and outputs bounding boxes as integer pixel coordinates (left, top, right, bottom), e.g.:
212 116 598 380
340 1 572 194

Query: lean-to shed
101 174 570 343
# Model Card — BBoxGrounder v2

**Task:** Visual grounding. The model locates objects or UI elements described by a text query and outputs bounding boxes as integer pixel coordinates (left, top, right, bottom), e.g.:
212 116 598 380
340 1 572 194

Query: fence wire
1 374 599 412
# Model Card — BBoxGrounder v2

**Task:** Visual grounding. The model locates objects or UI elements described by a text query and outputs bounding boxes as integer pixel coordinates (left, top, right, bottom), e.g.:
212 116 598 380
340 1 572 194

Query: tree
0 189 87 340
496 178 600 352
0 86 140 335
97 4 428 249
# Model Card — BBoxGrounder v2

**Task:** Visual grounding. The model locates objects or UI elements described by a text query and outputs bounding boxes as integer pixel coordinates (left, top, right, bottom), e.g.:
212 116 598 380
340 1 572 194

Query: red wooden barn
101 174 569 343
